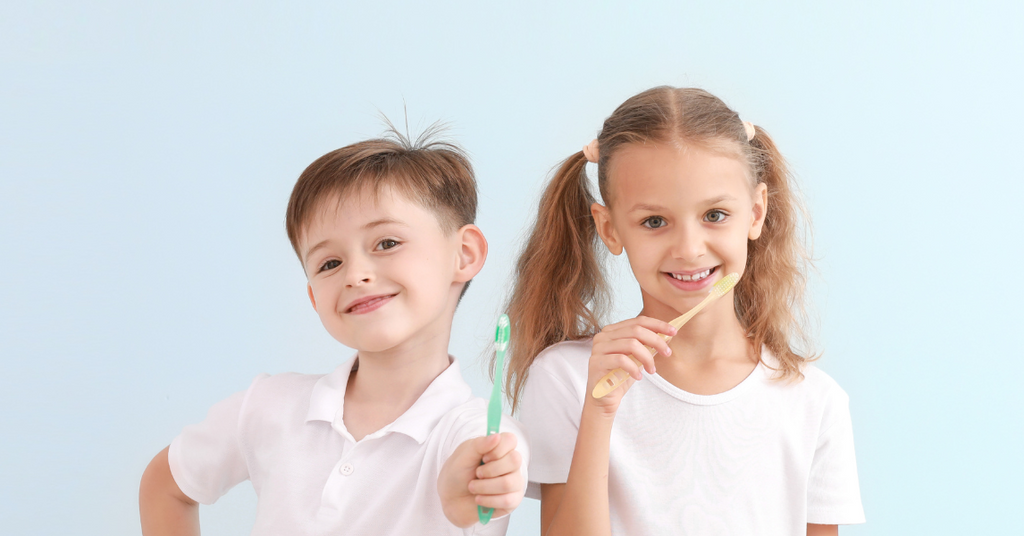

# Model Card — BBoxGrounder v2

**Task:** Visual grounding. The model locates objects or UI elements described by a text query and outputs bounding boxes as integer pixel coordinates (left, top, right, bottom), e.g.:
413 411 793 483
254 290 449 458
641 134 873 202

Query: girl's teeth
672 269 711 282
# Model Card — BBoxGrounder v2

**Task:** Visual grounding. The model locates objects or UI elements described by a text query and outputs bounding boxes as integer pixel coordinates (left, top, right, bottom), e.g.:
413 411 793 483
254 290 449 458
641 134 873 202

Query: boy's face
299 188 480 354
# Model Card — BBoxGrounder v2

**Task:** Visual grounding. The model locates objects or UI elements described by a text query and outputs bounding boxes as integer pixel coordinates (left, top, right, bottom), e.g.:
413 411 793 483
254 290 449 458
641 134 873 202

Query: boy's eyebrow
363 217 406 229
302 218 408 265
303 240 331 265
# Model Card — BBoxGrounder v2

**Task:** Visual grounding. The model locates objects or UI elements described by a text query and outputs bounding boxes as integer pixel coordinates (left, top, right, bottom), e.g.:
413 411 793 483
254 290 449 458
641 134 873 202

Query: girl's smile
664 265 719 292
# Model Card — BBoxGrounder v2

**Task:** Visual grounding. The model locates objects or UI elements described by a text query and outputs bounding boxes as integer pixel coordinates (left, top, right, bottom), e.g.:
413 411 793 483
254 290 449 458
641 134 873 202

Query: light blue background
2 1 1021 534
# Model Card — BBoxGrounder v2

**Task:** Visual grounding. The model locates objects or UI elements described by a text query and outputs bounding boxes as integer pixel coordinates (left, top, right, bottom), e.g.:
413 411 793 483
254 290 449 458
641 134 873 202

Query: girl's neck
639 293 759 395
640 294 754 365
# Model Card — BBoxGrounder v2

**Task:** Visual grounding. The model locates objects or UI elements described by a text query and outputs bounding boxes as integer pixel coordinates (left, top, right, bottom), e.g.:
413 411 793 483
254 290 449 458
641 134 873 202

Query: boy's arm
437 432 525 528
139 446 199 536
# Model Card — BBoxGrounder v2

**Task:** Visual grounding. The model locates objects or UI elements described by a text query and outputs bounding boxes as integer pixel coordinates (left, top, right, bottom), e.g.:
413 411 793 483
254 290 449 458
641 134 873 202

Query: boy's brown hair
286 127 477 255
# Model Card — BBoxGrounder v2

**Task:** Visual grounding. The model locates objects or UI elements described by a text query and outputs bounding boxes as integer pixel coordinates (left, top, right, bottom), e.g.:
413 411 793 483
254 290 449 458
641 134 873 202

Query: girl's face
592 142 768 321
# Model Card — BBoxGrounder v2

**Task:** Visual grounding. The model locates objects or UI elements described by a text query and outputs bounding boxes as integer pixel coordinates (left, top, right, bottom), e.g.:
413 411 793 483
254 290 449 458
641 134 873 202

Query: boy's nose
343 258 374 287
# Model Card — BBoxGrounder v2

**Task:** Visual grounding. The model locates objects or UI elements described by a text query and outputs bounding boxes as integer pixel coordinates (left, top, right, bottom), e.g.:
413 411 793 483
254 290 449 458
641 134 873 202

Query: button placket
338 462 354 476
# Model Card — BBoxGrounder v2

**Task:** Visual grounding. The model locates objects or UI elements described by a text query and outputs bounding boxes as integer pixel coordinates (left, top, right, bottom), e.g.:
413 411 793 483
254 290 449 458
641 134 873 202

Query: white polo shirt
169 356 528 536
519 340 864 535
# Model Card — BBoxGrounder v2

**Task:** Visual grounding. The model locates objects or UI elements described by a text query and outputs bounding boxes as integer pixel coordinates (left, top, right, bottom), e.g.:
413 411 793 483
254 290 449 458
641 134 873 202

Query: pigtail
504 152 609 412
736 126 816 379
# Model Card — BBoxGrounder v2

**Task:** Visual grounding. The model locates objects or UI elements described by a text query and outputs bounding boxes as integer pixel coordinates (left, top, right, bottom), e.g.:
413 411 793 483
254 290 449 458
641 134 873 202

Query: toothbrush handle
592 292 718 399
591 354 648 399
477 433 497 524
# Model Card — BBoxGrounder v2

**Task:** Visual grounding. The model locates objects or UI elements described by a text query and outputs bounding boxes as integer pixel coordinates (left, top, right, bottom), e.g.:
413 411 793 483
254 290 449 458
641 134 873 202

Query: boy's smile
299 187 475 355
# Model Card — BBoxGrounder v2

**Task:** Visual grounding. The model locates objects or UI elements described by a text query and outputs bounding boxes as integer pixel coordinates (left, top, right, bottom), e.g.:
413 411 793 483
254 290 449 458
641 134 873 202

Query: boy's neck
342 322 454 442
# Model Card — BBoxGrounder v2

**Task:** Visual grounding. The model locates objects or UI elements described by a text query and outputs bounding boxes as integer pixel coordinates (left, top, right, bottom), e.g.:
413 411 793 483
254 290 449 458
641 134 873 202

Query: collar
305 354 473 444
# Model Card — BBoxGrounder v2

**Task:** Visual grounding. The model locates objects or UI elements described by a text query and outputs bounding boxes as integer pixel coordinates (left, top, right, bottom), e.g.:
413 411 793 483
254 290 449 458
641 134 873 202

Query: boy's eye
377 239 400 250
704 210 727 223
642 216 667 229
319 259 341 272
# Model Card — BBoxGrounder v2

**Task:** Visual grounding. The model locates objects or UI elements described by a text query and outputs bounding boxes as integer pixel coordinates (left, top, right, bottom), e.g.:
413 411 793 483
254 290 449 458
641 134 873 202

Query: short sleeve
806 387 866 524
517 353 585 499
168 375 264 505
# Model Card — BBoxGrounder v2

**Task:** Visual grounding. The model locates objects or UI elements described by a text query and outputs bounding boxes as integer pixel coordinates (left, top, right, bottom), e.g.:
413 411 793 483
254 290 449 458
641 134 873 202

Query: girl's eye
319 259 341 272
377 239 400 250
642 216 667 229
704 210 727 223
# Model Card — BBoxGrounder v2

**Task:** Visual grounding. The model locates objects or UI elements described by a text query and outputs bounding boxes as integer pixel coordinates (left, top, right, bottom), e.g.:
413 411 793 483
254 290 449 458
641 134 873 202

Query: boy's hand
438 432 524 528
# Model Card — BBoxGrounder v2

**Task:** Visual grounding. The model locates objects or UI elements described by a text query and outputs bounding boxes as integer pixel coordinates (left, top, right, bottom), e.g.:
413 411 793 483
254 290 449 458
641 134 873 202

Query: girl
506 87 864 535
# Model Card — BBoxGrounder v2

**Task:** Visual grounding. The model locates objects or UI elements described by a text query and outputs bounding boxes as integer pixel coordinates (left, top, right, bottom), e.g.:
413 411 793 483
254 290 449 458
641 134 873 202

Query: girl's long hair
504 86 815 412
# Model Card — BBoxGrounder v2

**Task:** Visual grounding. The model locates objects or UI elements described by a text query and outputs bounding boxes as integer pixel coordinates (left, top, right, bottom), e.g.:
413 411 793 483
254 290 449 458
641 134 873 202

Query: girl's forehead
606 143 752 206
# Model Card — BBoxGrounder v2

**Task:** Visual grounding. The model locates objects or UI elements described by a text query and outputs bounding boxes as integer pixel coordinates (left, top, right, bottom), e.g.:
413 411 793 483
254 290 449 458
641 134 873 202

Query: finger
480 432 517 464
476 449 521 479
597 339 658 375
468 471 522 496
603 315 677 338
472 433 501 456
475 491 522 511
601 323 674 359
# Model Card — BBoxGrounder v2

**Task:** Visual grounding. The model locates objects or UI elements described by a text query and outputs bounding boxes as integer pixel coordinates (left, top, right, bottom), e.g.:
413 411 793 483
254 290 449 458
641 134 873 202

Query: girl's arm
540 317 675 536
139 447 199 536
540 401 619 536
807 524 838 536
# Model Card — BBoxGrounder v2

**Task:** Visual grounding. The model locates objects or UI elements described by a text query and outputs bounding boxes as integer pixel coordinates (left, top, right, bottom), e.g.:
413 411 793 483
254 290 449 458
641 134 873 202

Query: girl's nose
670 224 706 261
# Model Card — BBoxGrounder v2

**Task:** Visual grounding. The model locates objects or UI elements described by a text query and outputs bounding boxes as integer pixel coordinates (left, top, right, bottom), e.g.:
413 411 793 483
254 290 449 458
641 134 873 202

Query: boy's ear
453 224 487 283
307 284 317 311
748 182 769 240
591 203 623 255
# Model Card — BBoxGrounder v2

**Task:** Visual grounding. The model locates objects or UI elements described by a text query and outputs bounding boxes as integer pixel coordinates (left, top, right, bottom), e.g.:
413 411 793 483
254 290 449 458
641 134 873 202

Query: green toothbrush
478 314 510 525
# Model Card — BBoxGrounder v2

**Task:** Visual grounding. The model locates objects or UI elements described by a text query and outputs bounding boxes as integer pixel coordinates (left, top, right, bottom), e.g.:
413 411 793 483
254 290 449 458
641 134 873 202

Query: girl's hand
586 316 677 415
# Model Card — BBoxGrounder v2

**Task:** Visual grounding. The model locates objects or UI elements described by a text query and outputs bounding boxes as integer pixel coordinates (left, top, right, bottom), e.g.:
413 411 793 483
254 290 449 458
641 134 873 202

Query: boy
139 131 528 535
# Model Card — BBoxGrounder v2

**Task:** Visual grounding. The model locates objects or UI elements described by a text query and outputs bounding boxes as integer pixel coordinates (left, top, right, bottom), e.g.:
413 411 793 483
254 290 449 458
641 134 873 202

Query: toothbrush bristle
710 273 740 298
494 314 511 351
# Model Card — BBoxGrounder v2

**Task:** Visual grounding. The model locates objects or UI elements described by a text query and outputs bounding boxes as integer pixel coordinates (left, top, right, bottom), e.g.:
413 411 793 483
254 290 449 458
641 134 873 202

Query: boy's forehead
298 187 445 247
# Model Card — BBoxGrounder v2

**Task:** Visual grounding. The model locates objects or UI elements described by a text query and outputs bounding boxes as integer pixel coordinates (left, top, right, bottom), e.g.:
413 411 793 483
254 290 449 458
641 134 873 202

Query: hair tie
742 121 756 142
582 139 600 163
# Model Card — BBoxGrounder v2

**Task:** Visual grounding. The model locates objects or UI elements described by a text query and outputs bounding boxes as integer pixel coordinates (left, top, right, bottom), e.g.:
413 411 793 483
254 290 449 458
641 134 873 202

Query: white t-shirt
169 356 529 536
519 339 864 534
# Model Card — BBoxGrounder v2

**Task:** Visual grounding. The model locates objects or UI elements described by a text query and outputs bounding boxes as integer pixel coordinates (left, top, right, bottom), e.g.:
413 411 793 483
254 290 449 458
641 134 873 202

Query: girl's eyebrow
628 195 737 213
628 203 668 213
702 195 737 205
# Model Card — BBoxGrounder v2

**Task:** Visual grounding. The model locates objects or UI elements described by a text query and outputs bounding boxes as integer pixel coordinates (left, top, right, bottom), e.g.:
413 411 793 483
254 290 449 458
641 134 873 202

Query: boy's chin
331 331 404 354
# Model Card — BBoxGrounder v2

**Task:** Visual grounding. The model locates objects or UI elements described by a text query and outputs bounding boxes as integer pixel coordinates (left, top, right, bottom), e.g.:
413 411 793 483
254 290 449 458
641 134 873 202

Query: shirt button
339 463 354 476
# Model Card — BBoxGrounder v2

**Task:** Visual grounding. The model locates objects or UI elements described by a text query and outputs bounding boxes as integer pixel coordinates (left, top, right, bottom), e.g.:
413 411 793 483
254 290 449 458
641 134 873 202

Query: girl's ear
307 284 317 310
749 182 769 240
453 224 488 283
591 203 624 255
